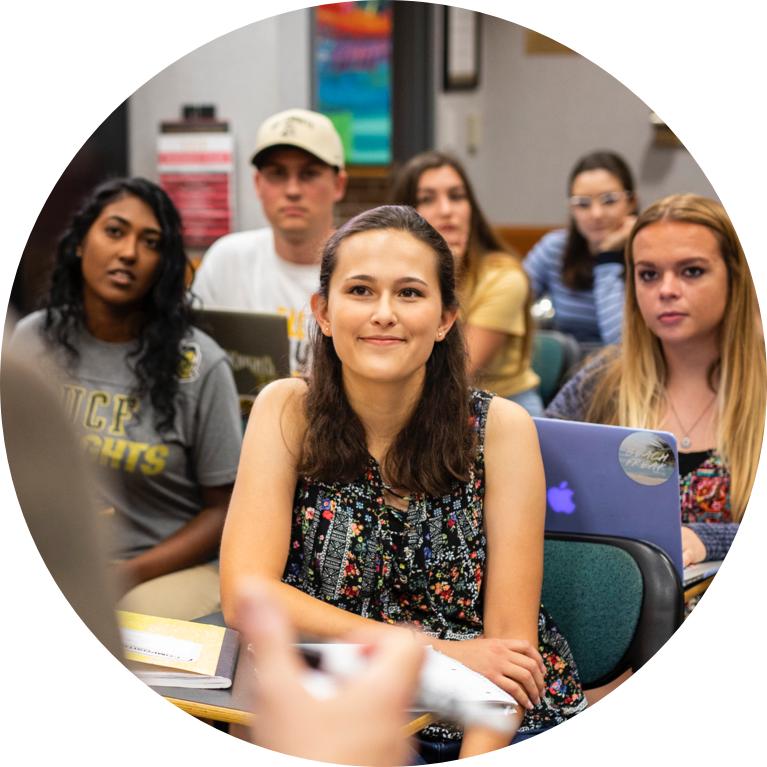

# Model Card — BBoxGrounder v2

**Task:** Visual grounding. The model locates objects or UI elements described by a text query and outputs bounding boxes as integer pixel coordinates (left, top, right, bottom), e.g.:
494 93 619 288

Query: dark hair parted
563 150 637 291
42 177 193 432
299 205 477 496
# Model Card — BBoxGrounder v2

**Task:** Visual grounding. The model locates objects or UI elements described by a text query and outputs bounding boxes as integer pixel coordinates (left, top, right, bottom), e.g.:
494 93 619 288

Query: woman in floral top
546 194 764 567
221 206 586 761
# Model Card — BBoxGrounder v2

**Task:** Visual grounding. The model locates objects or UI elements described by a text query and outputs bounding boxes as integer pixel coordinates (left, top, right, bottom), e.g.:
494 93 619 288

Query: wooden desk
684 559 767 602
684 574 716 602
155 612 436 736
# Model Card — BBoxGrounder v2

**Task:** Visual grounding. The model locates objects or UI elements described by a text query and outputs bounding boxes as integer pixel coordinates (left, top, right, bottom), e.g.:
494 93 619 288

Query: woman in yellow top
392 151 542 415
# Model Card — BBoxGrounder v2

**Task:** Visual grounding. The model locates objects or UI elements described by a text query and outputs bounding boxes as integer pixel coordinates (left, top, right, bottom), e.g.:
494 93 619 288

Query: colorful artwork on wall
314 2 392 165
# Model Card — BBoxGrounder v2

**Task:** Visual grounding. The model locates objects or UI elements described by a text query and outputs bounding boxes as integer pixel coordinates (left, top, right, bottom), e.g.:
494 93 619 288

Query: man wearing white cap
193 108 347 374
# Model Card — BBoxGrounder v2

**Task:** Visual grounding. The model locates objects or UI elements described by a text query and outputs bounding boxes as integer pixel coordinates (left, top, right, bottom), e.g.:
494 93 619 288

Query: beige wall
434 13 718 229
128 9 311 233
129 7 717 236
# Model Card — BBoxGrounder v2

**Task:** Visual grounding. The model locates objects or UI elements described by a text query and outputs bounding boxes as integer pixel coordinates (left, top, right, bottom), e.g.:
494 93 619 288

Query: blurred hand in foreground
237 580 424 766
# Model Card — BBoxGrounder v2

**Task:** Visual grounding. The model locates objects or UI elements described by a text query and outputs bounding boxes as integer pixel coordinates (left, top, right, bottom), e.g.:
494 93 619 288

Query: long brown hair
299 205 477 496
562 151 636 290
585 194 765 521
391 150 533 373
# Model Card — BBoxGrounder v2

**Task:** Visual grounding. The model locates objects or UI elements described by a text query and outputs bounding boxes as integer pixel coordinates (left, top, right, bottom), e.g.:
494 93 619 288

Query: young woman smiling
546 194 765 572
11 178 242 620
391 152 542 416
220 206 586 762
524 151 638 347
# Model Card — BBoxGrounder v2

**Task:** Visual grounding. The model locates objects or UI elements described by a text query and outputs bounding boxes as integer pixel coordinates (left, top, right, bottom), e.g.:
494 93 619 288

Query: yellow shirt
461 254 540 398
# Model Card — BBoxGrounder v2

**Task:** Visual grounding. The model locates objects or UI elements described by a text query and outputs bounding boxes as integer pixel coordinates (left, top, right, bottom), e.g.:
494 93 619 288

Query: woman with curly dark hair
11 177 242 620
220 206 586 761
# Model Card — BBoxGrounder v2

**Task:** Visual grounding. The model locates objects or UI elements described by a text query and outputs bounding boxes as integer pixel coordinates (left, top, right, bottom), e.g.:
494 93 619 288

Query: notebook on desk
533 418 688 578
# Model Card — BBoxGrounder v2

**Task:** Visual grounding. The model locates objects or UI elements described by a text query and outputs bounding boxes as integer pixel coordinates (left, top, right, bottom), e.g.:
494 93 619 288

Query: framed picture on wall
443 7 481 91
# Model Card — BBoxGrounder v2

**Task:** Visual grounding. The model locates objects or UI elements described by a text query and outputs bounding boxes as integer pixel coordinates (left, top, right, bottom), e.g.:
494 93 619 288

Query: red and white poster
158 133 235 249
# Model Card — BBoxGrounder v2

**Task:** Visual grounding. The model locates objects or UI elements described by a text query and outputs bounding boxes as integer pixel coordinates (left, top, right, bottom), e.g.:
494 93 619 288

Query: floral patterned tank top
283 389 492 638
679 450 731 523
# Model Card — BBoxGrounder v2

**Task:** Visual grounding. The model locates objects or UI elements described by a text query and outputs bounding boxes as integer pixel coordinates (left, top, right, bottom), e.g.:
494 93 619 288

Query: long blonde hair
586 194 765 521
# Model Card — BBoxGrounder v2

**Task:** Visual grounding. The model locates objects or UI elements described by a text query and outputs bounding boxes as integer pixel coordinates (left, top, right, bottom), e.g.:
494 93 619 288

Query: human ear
254 169 263 201
333 169 349 203
436 307 459 341
310 293 331 336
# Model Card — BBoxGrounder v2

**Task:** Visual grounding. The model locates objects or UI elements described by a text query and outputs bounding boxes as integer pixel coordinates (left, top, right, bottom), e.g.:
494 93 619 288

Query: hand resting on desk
237 579 424 766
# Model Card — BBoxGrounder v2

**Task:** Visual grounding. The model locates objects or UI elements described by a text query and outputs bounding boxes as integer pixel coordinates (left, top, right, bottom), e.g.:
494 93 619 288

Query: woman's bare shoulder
485 395 539 452
256 377 308 408
248 377 309 446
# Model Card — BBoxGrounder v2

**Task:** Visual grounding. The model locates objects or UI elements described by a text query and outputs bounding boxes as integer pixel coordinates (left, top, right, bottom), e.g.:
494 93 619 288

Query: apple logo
548 481 576 514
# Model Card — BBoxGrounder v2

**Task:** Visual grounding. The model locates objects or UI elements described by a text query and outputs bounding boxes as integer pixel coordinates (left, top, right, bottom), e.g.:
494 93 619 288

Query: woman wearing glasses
221 206 586 761
524 151 638 346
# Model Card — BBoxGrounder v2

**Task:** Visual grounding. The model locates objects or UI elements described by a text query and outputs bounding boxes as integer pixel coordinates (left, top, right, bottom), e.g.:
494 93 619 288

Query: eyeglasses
569 191 629 210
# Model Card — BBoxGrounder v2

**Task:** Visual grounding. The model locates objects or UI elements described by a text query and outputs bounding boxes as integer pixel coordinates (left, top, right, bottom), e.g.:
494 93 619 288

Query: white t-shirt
192 228 320 374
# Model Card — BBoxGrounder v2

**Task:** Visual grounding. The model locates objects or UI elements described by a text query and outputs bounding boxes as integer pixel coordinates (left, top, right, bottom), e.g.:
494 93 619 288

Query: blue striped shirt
524 229 625 345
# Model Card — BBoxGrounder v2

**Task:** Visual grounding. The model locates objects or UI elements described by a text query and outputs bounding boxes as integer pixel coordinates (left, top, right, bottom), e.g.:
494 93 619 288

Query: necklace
381 483 413 502
667 393 717 450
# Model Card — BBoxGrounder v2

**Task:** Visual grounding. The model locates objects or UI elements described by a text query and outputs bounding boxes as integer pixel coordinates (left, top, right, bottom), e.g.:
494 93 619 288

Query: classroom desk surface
135 559 767 724
153 612 436 736
153 611 252 725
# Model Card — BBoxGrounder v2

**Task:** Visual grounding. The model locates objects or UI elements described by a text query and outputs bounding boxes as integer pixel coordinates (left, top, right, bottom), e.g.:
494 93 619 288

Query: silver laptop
533 417 722 586
194 309 291 409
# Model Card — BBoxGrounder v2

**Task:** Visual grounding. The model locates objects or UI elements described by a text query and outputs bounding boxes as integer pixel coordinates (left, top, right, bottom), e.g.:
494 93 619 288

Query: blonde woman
391 152 542 415
546 194 764 566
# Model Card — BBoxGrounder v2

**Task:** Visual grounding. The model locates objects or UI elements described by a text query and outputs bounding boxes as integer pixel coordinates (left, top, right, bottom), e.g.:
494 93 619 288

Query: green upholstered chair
542 532 684 689
532 331 582 406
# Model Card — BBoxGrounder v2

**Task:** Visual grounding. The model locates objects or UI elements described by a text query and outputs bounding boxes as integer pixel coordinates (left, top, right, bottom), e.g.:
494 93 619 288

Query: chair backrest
542 532 683 688
532 330 581 404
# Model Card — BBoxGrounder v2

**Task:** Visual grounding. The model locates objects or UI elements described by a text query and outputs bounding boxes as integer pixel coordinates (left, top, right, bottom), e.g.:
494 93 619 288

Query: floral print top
282 389 587 738
679 450 731 524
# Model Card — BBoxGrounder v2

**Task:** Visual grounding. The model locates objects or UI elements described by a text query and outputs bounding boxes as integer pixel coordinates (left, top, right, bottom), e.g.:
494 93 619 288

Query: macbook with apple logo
533 417 720 584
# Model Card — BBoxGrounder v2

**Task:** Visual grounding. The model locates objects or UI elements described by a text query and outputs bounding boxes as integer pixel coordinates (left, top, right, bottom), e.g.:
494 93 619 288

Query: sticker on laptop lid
618 432 676 486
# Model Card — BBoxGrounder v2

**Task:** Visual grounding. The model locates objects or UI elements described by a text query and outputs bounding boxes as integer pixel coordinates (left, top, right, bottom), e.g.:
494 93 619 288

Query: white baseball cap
251 108 345 170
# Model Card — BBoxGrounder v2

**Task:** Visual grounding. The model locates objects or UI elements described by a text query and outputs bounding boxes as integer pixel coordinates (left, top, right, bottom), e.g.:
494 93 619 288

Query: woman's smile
360 334 405 346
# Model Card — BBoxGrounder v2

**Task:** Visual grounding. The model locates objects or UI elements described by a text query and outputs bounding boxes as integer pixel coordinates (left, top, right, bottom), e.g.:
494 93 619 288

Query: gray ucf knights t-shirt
10 311 243 560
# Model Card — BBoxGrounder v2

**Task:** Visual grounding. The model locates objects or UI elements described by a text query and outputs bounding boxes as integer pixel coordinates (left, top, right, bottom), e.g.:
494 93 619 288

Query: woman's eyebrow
345 274 376 283
343 274 428 286
634 257 710 268
105 215 162 236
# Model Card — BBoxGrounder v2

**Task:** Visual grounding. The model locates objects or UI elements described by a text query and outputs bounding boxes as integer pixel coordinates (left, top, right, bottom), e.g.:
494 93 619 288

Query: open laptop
533 417 723 586
194 309 291 412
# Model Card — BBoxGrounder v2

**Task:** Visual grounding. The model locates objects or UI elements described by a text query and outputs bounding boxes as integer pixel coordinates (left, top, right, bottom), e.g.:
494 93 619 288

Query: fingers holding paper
436 636 546 712
236 578 424 767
